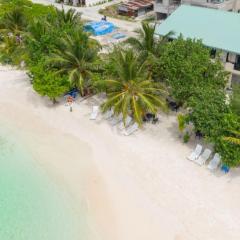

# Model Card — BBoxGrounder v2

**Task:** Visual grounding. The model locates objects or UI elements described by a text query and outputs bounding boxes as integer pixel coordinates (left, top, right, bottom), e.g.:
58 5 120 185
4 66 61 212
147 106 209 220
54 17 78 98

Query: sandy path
31 0 140 32
1 66 240 240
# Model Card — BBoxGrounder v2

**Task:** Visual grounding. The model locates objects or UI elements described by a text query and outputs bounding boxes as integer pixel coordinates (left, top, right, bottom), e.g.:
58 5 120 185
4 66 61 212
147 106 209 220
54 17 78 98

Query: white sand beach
1 65 240 240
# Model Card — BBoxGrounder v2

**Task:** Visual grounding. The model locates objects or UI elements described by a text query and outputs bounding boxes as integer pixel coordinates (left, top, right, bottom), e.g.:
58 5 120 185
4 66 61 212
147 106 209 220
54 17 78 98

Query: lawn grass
99 3 135 22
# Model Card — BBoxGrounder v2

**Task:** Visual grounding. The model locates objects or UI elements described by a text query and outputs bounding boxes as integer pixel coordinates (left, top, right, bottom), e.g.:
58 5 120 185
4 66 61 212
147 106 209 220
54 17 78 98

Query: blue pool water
0 125 90 240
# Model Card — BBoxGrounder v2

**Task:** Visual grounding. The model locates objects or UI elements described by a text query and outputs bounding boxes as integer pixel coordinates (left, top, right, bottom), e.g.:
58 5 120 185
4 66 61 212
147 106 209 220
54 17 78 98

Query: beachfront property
155 5 240 85
154 0 240 20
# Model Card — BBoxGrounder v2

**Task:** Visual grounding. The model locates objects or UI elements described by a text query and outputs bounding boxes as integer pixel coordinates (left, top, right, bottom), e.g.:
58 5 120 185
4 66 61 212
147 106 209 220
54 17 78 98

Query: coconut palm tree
55 8 81 27
224 131 240 145
101 48 167 125
27 18 50 42
125 22 173 61
48 28 100 95
0 7 27 35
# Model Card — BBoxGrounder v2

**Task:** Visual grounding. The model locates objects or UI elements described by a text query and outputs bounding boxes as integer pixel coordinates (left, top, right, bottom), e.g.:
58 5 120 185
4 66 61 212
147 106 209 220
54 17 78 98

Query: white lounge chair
123 123 139 136
109 113 123 126
207 153 221 170
103 108 114 120
90 106 99 120
195 148 212 166
187 144 203 161
118 116 132 130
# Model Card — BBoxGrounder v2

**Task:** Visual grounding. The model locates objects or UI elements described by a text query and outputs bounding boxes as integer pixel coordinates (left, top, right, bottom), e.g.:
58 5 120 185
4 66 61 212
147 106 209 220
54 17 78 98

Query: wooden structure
118 0 154 17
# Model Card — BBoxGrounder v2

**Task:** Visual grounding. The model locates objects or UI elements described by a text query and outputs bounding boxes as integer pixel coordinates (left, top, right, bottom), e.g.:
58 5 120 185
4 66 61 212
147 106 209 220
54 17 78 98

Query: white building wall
155 0 240 20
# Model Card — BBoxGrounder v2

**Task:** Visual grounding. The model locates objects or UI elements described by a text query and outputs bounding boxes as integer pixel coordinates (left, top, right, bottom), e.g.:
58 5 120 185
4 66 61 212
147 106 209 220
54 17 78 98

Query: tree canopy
0 0 240 167
100 48 167 125
158 37 228 104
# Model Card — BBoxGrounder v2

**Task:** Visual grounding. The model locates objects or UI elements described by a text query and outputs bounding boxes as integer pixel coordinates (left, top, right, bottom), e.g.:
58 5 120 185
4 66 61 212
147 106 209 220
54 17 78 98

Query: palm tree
0 34 25 64
125 22 173 61
0 7 27 35
101 48 167 126
48 28 100 95
55 8 81 27
224 131 240 145
27 19 50 42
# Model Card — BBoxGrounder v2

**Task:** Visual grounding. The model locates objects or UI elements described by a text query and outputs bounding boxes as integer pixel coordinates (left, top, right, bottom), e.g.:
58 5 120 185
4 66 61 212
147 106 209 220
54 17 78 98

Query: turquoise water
0 125 90 240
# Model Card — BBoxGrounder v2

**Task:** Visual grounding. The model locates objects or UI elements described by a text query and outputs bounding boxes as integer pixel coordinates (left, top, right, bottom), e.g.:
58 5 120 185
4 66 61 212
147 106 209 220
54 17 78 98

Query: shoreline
1 65 240 239
0 67 115 240
0 102 114 240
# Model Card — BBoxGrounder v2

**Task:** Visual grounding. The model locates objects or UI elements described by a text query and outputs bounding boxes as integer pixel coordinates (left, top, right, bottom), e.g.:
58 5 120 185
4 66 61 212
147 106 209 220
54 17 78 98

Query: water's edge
0 121 92 240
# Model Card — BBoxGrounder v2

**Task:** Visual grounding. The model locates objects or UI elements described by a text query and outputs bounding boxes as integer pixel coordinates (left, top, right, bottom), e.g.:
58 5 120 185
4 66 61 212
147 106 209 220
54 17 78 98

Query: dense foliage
29 61 70 102
125 22 172 62
158 37 228 104
48 28 100 96
100 47 167 125
224 131 240 146
0 1 239 167
0 0 98 101
231 84 240 116
157 37 240 167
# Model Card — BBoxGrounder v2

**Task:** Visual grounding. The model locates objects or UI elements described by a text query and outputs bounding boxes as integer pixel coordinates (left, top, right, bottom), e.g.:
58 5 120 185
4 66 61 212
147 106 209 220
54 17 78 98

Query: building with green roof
155 5 240 55
155 5 240 79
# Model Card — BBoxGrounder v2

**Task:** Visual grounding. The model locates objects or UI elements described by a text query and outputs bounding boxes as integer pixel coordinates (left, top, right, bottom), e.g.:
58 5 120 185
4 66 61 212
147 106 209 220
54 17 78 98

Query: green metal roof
155 5 240 55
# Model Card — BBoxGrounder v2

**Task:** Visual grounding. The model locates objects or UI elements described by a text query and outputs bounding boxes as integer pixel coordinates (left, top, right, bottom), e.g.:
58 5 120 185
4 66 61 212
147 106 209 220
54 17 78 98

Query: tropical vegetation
224 131 240 146
0 0 239 167
100 47 167 125
125 22 173 71
48 28 100 96
231 84 240 116
157 38 240 167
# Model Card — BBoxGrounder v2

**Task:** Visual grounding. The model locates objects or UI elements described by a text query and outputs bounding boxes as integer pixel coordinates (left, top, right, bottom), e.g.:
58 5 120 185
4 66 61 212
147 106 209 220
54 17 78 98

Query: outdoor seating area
188 144 223 171
89 106 139 135
1 0 240 238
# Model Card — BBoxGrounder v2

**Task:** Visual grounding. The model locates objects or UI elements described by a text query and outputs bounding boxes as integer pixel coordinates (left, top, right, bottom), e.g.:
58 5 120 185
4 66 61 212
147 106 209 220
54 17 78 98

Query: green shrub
231 84 240 116
177 114 187 133
30 61 70 103
183 132 190 143
158 37 228 105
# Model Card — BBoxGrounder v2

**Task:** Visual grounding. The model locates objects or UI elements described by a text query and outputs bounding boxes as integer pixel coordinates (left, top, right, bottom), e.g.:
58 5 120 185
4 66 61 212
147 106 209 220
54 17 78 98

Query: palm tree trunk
51 98 57 104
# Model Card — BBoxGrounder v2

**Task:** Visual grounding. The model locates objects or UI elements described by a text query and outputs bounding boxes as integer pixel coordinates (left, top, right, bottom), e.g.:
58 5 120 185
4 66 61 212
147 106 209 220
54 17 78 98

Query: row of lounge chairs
188 144 221 170
90 106 139 136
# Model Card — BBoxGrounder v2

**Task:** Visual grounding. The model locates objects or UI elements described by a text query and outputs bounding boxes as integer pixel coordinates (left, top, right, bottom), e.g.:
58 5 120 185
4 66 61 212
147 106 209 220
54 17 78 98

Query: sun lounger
207 153 221 170
118 116 132 130
123 123 139 136
195 148 212 166
90 106 99 120
103 108 114 120
187 144 203 161
109 113 123 126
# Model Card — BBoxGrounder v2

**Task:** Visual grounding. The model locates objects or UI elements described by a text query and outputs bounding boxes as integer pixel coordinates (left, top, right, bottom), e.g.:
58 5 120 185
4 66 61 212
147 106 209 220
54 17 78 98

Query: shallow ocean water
0 124 90 240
